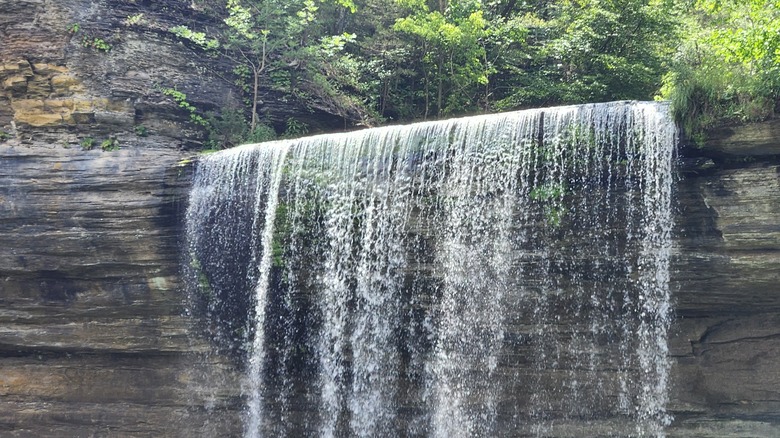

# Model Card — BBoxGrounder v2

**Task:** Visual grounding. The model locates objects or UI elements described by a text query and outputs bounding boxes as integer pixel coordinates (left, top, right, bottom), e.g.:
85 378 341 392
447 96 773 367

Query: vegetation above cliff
167 0 778 147
661 0 780 145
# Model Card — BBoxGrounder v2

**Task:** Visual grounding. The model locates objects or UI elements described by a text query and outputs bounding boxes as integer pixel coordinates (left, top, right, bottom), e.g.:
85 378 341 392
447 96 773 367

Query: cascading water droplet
185 101 676 438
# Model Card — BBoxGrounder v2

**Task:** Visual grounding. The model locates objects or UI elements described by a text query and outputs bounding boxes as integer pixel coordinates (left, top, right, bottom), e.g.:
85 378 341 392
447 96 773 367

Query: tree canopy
169 0 780 147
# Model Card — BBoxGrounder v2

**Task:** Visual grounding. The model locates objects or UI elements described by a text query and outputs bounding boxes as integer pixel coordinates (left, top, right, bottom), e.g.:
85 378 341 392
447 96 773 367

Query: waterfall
185 101 676 437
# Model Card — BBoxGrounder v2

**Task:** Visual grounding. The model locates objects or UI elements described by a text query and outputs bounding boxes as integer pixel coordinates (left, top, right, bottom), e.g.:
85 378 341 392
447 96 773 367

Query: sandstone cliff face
0 1 249 435
0 139 244 437
0 0 349 150
667 128 780 437
0 0 234 148
2 133 779 434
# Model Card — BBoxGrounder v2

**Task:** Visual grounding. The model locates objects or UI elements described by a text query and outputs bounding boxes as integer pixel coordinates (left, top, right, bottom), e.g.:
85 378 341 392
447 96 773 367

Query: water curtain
185 101 676 437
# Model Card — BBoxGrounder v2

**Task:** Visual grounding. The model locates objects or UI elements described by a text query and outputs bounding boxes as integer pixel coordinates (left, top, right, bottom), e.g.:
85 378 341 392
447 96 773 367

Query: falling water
185 101 676 437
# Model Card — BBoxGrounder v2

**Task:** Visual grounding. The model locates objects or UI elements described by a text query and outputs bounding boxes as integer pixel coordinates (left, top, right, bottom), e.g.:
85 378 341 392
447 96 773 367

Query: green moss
80 137 95 150
100 138 119 151
271 201 291 269
544 205 566 227
530 182 566 202
189 254 213 299
134 125 148 137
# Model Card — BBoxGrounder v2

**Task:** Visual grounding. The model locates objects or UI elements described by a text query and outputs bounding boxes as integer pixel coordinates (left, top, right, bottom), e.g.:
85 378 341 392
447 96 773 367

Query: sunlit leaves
392 0 522 115
659 0 779 139
320 33 358 57
694 0 780 69
170 25 221 50
225 0 254 40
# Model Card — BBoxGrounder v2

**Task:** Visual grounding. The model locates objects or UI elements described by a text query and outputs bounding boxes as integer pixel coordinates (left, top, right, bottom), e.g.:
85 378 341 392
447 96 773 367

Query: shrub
245 124 278 143
101 138 119 151
80 137 95 150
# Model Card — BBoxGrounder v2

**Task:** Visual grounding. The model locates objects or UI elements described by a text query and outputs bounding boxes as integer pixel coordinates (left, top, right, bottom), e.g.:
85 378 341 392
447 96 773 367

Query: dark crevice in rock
704 333 780 346
0 344 185 358
695 318 737 345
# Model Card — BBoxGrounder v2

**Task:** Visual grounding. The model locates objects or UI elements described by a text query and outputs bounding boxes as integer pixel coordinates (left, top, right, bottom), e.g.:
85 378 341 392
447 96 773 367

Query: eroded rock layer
0 0 246 435
0 141 243 436
669 160 780 437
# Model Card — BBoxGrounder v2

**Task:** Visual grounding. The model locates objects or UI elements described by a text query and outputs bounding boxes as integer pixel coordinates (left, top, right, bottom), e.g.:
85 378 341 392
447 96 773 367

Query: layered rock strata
2 129 779 437
668 136 780 436
0 0 251 435
0 0 351 150
0 141 243 436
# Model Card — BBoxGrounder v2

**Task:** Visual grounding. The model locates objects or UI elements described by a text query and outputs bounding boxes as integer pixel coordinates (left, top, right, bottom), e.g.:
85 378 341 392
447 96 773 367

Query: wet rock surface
705 118 780 157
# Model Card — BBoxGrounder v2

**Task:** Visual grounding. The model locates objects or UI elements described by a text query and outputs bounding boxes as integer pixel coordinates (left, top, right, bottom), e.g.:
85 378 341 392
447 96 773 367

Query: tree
394 0 527 118
164 0 778 148
496 0 678 108
220 0 364 131
393 0 498 117
660 0 780 142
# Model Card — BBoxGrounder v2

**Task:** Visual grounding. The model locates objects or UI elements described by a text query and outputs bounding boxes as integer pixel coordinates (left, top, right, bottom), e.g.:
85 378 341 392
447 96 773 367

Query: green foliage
544 205 566 227
170 25 220 50
271 202 290 268
530 182 567 201
189 254 213 298
80 137 95 150
224 0 255 39
530 182 568 227
78 136 123 152
70 23 112 52
695 0 780 68
202 106 282 149
245 123 278 143
0 130 10 141
134 125 148 137
82 36 112 52
206 108 251 147
283 118 309 138
232 64 252 92
151 0 777 139
217 0 377 126
101 138 119 151
503 0 677 107
391 0 504 116
124 13 145 26
659 0 779 144
320 32 357 57
162 87 209 126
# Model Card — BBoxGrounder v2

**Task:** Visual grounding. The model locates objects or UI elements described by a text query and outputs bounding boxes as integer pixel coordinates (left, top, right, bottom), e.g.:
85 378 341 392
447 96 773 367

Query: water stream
185 101 676 437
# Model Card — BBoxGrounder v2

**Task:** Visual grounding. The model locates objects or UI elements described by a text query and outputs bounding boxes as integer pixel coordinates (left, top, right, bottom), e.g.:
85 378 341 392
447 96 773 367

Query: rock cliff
0 0 250 435
668 127 780 437
0 0 351 150
1 0 231 149
1 0 779 436
0 142 244 436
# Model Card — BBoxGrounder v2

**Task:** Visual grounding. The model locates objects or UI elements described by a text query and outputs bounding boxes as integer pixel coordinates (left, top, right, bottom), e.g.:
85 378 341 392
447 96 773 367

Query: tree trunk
251 66 259 131
248 37 267 133
437 60 443 118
